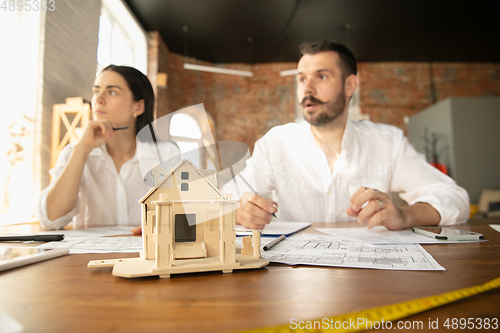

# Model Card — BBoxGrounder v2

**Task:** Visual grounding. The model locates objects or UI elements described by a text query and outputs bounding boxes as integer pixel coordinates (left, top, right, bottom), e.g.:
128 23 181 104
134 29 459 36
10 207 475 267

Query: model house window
181 183 189 191
175 214 196 242
97 0 147 74
181 172 189 180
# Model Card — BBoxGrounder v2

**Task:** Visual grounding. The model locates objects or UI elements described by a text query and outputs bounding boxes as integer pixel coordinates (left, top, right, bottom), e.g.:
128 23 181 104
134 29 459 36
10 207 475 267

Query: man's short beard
303 86 347 127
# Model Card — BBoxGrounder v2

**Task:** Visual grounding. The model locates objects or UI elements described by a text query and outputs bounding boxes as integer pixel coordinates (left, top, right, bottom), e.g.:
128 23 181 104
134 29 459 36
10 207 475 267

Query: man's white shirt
222 119 469 225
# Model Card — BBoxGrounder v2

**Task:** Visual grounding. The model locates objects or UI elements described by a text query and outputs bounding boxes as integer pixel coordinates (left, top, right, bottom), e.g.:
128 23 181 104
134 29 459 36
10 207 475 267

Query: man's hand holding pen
236 192 278 230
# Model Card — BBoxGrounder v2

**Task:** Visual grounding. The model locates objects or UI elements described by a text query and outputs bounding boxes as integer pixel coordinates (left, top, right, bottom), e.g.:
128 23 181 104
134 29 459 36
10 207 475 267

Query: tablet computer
0 247 69 272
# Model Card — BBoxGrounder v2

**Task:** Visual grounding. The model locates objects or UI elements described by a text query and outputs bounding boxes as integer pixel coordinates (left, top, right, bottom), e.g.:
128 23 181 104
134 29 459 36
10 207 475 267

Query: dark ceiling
124 0 499 64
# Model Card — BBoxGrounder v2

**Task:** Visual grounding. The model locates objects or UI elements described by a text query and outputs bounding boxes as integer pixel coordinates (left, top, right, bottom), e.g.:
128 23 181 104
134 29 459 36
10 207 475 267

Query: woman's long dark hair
101 65 155 137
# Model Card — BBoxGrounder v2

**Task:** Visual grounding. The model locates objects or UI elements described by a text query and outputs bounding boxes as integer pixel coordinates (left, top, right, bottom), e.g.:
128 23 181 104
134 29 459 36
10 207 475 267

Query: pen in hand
238 174 277 218
263 234 286 251
113 126 129 131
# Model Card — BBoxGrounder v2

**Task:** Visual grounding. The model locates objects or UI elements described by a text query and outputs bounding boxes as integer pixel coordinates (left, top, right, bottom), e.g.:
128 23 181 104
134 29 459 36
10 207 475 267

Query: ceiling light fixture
182 25 254 77
183 63 254 77
280 69 298 76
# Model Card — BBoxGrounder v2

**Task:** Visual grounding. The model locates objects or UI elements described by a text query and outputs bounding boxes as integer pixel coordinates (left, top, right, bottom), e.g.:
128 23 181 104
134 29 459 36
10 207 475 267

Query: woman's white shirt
37 141 180 230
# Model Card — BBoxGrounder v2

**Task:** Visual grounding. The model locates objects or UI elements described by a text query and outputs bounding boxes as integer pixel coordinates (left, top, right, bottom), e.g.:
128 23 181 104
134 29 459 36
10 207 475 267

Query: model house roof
139 159 225 204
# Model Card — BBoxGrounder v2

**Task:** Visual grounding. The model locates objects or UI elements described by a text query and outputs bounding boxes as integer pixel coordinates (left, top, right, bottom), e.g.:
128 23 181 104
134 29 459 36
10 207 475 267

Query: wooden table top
1 218 499 332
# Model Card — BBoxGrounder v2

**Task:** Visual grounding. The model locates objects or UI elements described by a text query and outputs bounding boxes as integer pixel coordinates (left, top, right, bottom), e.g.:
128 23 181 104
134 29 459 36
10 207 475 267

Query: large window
168 111 217 170
97 0 147 74
170 114 203 167
0 9 44 225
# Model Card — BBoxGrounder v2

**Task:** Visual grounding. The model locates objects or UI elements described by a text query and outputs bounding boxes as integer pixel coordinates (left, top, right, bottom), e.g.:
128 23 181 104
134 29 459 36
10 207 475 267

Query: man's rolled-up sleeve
390 133 470 225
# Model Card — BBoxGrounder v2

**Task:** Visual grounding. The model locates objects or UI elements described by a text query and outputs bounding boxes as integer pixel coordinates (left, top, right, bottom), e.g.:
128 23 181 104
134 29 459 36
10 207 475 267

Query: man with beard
223 40 469 231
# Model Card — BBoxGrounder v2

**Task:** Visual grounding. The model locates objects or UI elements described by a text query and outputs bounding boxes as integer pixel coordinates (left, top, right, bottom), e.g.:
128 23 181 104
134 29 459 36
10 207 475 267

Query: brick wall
212 63 296 151
359 63 500 131
148 33 500 152
148 32 296 152
40 0 101 188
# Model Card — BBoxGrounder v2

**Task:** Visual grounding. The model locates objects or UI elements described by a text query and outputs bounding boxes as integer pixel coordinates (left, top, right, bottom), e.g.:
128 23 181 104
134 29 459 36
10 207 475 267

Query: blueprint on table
262 233 444 271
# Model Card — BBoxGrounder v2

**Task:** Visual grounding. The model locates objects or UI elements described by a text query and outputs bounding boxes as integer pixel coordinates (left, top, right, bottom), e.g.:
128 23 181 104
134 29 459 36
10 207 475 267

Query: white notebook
0 247 69 272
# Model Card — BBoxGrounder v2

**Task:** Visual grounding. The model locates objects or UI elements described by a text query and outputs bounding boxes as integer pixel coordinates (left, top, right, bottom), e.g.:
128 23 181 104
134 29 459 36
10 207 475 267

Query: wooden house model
88 159 268 278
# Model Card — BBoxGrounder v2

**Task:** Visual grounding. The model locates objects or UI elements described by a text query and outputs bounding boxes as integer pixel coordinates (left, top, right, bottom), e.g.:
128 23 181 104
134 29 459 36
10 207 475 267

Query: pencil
263 234 286 251
238 174 277 218
113 126 129 131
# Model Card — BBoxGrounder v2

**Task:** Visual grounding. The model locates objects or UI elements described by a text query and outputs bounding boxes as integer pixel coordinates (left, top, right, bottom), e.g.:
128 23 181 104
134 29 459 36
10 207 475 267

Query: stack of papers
255 226 486 270
258 233 445 271
35 225 485 270
36 226 142 254
316 226 481 244
237 224 488 271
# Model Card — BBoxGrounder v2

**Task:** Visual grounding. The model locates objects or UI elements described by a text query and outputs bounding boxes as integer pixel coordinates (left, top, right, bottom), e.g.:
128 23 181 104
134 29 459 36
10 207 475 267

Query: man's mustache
301 95 326 107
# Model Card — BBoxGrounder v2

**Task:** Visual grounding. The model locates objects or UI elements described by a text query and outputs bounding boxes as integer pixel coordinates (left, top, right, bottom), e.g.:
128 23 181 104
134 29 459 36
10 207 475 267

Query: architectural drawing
266 234 444 271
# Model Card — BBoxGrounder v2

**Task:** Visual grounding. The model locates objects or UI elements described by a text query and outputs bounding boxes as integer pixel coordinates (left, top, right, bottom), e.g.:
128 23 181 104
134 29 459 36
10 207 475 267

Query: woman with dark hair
37 65 179 232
